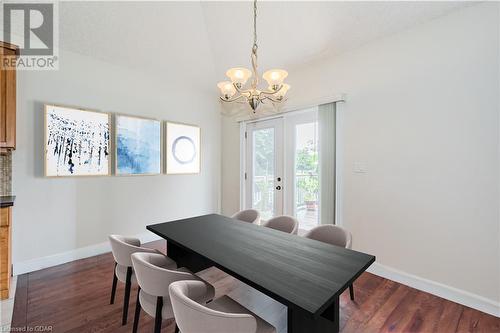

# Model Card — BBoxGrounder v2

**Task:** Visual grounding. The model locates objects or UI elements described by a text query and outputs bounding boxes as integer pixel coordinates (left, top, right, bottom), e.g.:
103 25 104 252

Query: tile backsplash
0 152 12 195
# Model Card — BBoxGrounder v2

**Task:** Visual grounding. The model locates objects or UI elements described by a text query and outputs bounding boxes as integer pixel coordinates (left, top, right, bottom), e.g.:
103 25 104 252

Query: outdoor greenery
296 140 319 202
253 129 274 212
254 128 274 177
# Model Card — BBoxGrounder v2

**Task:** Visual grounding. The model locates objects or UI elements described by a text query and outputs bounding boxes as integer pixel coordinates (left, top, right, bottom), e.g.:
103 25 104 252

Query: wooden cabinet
0 206 12 299
0 42 18 153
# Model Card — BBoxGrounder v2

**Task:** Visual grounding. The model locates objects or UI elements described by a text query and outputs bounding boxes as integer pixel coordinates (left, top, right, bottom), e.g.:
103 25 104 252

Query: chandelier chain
251 0 258 89
253 0 257 47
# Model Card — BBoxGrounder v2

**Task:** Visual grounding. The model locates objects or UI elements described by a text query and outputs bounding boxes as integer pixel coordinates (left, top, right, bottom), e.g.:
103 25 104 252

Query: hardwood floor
11 241 500 333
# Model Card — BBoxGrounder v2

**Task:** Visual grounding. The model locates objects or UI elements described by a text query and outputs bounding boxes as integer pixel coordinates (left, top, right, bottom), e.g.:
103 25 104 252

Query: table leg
166 240 212 272
287 297 339 333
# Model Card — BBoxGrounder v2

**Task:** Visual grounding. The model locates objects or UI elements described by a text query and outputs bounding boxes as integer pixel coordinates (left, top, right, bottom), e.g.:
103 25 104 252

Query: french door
285 111 319 230
245 118 284 221
244 109 320 229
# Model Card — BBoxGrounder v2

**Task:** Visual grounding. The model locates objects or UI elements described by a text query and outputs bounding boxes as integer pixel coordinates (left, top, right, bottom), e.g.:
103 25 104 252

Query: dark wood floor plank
357 284 411 332
10 240 500 333
342 279 400 333
380 289 424 332
10 273 28 329
401 290 444 333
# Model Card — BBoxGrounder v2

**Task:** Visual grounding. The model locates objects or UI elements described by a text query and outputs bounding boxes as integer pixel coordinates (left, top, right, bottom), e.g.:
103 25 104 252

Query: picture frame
115 114 162 176
44 104 111 177
165 122 201 175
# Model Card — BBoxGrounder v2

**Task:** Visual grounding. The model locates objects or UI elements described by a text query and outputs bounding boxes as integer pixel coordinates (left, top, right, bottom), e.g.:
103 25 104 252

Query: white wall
221 116 241 215
221 3 500 313
12 47 221 272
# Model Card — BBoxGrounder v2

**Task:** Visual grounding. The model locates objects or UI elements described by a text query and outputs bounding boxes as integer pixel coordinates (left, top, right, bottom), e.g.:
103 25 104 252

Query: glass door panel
252 127 275 220
294 121 319 230
245 118 283 221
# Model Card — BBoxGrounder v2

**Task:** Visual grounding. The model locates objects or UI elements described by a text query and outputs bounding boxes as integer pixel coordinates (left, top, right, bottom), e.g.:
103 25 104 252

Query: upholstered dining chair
169 280 276 333
131 252 215 333
262 215 299 235
108 235 172 325
231 209 261 224
304 225 355 300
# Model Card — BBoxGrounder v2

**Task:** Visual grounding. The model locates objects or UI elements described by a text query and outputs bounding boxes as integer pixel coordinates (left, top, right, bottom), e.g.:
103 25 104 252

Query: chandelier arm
261 95 286 103
259 96 272 104
233 82 252 96
259 84 283 97
260 99 284 114
219 94 247 103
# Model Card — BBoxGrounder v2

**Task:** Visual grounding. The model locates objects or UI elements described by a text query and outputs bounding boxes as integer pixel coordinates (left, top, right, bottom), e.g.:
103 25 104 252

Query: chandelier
217 0 290 113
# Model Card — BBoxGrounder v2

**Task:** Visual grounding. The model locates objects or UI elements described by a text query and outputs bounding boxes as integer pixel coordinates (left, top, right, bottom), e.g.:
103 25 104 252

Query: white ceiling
59 1 216 83
58 1 473 82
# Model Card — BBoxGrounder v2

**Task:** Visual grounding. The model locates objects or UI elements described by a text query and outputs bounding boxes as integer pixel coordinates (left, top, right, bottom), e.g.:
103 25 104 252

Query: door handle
275 186 282 190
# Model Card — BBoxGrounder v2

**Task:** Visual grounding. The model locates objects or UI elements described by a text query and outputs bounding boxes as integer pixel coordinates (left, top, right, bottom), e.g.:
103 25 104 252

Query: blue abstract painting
116 115 161 175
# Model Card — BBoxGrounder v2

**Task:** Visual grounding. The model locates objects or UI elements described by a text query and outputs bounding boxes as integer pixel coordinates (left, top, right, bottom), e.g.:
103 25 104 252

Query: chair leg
174 324 179 333
132 287 141 333
154 296 163 333
110 262 118 305
122 266 133 325
349 283 355 301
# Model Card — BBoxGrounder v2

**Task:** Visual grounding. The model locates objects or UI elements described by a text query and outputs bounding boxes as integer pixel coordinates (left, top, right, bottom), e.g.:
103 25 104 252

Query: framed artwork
44 104 110 177
115 115 161 176
165 122 201 174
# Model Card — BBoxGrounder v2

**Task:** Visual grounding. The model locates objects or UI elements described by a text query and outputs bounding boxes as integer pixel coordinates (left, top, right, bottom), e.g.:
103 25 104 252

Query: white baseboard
13 232 161 276
367 262 500 318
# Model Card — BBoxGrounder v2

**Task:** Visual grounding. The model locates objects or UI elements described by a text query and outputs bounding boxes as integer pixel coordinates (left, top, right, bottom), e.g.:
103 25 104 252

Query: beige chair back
304 225 352 249
170 280 257 333
131 252 200 297
262 216 299 235
231 209 261 224
109 235 153 267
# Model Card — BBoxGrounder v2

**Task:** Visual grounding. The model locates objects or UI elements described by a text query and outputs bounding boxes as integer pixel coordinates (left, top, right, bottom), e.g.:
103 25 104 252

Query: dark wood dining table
147 214 375 333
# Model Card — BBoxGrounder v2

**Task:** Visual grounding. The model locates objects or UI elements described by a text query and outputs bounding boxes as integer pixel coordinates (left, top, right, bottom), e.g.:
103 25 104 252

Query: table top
147 214 375 315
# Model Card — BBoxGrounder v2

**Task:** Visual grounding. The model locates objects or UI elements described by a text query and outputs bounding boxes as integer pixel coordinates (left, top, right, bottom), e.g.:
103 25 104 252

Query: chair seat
207 296 276 333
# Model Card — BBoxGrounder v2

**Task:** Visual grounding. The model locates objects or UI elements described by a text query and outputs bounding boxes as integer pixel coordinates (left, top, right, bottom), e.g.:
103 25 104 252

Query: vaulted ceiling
57 1 472 83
